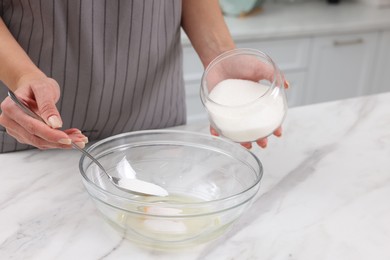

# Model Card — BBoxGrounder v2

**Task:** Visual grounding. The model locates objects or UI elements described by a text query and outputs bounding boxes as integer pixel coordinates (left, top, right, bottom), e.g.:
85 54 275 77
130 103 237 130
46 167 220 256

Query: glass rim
200 48 283 108
78 129 263 213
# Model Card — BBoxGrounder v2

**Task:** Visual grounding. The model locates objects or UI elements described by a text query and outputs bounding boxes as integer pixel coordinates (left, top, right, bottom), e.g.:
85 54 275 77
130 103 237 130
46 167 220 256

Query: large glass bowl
79 130 263 249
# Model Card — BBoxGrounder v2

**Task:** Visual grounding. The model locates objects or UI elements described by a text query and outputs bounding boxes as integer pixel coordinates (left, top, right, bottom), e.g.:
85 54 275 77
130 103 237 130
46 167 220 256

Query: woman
0 0 282 153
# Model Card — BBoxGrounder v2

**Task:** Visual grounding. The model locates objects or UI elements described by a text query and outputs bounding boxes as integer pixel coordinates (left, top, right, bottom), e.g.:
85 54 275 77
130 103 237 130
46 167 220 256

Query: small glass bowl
79 130 263 249
201 48 288 143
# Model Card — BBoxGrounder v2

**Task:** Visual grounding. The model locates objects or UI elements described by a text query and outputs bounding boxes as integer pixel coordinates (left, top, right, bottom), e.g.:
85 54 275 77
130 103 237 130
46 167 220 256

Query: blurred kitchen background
182 0 390 123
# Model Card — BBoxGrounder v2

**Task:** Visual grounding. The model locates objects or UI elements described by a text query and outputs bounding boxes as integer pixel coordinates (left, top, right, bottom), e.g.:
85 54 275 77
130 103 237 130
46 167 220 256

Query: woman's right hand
0 75 88 149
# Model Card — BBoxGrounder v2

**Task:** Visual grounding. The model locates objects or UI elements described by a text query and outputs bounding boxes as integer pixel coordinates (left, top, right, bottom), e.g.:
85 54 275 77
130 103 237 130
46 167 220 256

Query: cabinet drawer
182 37 310 82
185 81 207 123
236 38 311 71
373 30 390 94
305 32 379 104
284 71 306 107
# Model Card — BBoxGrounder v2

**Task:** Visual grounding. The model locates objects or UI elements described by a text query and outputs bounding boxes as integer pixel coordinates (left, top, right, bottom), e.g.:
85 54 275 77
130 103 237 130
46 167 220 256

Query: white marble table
1 92 390 260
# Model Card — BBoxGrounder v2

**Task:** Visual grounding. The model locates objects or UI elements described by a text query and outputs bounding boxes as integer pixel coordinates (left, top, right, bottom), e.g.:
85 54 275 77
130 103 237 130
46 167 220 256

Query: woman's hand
210 126 283 149
0 75 87 149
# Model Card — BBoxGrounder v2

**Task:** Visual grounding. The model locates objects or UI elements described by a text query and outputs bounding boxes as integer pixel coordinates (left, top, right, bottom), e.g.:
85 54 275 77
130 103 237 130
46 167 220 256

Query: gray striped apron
0 0 186 153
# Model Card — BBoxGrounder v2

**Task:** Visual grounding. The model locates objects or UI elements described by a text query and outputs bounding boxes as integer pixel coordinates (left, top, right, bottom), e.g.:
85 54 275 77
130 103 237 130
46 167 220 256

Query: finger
273 127 282 137
2 116 71 149
257 62 275 83
256 138 268 148
73 141 86 149
2 115 49 148
8 129 71 149
31 80 63 128
210 126 220 136
254 60 288 89
2 101 71 144
240 142 252 149
65 129 88 143
284 80 290 89
1 118 27 145
64 128 89 148
64 128 82 135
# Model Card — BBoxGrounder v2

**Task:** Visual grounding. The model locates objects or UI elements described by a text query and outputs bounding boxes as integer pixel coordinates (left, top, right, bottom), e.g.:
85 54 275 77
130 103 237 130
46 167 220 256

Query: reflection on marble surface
1 92 390 259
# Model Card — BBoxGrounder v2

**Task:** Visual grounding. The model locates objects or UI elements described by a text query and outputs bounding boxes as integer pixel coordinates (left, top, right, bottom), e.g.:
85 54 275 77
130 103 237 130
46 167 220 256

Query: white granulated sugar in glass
209 79 267 106
206 79 285 142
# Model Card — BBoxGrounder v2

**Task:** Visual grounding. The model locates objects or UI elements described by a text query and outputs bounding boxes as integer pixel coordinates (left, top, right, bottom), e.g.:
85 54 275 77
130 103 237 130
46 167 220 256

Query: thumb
33 85 63 129
38 100 63 129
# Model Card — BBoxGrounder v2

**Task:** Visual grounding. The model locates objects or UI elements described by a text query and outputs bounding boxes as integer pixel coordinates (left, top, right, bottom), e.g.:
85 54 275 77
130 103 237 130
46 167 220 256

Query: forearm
181 0 235 67
0 18 45 91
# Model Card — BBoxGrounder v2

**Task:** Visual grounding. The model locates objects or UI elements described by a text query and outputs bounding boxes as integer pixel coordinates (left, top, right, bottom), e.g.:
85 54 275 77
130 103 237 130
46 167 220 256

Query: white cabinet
305 32 379 104
283 71 306 107
183 30 387 121
236 38 310 107
182 45 204 83
373 30 390 93
182 46 207 123
236 38 310 72
184 79 206 123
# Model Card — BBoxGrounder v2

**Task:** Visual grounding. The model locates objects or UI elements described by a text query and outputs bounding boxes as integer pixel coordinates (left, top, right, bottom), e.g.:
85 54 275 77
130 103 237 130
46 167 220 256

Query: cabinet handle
333 38 364 46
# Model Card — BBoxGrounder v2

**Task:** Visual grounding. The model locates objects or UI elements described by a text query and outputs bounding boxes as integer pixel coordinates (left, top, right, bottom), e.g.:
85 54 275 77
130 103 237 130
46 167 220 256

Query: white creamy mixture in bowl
79 130 263 249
